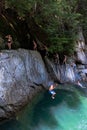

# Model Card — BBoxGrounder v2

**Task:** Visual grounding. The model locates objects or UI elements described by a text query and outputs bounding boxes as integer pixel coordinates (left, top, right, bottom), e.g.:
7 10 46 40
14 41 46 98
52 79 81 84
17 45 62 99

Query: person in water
49 82 57 99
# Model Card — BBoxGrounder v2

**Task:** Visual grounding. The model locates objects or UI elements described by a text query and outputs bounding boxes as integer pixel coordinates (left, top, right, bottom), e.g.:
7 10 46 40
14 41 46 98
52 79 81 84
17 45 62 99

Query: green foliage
5 0 34 17
33 0 80 54
77 0 87 42
2 0 87 54
0 15 16 36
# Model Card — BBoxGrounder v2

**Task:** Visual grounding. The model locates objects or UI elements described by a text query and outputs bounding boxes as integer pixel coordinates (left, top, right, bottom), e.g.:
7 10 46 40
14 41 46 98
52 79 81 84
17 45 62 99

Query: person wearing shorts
49 82 57 99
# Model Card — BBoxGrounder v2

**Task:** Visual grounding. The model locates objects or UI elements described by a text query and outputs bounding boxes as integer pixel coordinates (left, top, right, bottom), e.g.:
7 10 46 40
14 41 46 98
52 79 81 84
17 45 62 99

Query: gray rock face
0 49 50 121
45 58 76 83
45 28 87 83
75 28 87 64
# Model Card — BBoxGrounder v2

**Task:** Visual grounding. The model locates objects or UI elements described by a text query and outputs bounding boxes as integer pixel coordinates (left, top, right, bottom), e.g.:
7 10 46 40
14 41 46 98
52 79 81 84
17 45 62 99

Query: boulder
0 49 50 121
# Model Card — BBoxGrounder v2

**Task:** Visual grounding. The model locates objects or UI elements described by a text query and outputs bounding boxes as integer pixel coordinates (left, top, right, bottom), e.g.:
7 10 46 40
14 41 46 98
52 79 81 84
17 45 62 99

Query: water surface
0 85 87 130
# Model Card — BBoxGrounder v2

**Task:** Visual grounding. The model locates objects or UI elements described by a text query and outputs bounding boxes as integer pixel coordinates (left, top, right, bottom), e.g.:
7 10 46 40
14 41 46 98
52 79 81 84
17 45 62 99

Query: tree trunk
0 0 5 15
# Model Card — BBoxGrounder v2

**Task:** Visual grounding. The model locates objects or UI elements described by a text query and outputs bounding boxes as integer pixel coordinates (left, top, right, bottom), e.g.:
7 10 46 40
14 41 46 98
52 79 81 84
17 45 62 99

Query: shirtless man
49 83 57 99
5 34 13 49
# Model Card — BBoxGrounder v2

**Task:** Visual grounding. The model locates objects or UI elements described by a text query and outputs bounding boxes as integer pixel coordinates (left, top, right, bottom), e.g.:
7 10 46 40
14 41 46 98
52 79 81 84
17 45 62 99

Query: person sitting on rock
77 80 86 88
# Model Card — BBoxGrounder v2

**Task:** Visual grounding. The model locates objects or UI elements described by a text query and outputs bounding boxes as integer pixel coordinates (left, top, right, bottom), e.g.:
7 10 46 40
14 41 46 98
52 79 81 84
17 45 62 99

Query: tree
77 0 87 43
1 0 87 54
32 0 80 54
0 0 5 14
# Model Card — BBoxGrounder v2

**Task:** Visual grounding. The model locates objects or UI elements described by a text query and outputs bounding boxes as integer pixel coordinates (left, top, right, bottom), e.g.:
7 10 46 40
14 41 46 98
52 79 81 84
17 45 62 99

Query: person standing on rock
54 53 60 64
5 34 13 49
63 55 67 65
33 40 37 50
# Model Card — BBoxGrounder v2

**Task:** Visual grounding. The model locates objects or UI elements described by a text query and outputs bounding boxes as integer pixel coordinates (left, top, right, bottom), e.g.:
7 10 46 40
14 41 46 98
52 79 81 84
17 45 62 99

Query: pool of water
0 85 87 130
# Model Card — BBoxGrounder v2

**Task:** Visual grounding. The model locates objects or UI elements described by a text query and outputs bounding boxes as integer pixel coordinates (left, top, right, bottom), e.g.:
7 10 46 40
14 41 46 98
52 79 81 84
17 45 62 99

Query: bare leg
8 43 11 49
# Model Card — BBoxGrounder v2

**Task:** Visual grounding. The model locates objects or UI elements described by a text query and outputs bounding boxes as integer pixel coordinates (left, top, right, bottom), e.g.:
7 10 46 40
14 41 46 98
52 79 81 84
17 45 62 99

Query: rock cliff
0 49 50 121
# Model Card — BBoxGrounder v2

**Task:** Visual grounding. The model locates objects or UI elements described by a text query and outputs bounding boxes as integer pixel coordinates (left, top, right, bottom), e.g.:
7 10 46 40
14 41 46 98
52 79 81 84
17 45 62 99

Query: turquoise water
0 85 87 130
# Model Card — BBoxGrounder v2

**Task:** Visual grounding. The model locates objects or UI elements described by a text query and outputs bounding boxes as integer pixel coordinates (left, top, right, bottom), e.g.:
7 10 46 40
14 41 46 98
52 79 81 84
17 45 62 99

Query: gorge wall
0 49 51 121
0 29 87 121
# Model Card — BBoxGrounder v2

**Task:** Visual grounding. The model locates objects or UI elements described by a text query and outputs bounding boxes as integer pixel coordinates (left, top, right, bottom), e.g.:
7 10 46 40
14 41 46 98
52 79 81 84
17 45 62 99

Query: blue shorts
49 90 56 95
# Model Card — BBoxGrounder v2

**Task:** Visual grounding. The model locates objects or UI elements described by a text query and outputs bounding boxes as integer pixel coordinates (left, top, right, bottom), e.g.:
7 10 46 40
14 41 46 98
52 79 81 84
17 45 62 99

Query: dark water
0 85 87 130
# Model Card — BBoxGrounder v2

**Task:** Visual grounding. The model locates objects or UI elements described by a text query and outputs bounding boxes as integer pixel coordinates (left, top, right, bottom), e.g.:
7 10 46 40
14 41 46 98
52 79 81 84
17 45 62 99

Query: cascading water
0 84 87 130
